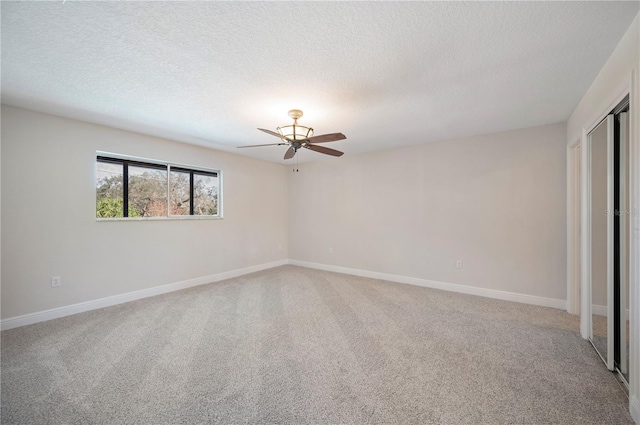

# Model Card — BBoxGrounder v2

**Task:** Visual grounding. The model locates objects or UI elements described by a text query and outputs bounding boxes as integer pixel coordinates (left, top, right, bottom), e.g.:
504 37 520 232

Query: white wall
1 105 289 319
289 123 567 302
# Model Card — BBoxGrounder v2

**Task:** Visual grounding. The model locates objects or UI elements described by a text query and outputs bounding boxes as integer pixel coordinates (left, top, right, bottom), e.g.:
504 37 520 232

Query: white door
588 114 614 370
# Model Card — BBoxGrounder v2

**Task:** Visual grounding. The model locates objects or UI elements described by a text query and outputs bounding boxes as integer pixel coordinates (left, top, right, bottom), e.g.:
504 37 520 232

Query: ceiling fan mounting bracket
288 109 303 120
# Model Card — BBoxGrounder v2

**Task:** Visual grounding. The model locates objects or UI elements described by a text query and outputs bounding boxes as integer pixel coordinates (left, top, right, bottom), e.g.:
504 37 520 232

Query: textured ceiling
2 1 638 163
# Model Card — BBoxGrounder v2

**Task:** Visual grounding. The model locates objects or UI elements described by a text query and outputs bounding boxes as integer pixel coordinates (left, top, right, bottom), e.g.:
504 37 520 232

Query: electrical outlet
455 260 463 269
328 247 333 254
51 276 61 287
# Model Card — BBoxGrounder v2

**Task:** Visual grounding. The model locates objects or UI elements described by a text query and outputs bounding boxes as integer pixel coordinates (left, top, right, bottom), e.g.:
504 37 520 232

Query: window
96 154 220 219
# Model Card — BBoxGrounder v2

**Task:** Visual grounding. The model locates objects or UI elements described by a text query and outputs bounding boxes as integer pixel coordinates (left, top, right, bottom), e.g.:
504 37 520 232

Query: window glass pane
193 173 219 215
96 161 124 217
128 165 168 217
169 170 190 216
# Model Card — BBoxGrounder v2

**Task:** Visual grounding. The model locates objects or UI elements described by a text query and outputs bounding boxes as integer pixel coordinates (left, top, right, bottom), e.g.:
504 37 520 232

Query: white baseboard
592 304 607 317
591 304 631 319
630 395 640 424
0 259 288 331
0 259 570 331
289 260 567 310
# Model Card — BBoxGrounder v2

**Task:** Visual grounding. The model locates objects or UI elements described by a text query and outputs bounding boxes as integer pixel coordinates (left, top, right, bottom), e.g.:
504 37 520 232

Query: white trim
579 87 631 143
607 114 616 370
567 142 581 315
580 126 592 339
628 67 640 423
0 259 288 331
0 259 570 332
96 215 223 222
289 260 567 310
591 304 631 320
592 305 607 317
620 111 629 375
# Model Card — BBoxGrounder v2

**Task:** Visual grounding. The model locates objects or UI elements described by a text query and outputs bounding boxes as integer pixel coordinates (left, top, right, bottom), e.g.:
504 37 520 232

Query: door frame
567 141 581 315
628 69 640 421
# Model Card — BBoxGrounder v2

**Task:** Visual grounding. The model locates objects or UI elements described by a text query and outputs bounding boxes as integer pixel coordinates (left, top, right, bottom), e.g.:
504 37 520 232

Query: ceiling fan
238 109 346 160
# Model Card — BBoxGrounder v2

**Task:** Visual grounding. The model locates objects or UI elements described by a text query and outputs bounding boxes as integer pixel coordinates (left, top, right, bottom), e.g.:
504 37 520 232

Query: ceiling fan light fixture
276 109 313 141
277 124 314 141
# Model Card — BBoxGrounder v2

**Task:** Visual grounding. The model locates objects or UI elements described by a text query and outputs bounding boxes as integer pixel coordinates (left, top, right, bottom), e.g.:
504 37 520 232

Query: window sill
96 215 223 222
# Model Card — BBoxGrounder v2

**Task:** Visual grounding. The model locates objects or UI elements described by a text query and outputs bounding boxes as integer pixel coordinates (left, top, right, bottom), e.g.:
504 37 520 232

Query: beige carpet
1 265 633 424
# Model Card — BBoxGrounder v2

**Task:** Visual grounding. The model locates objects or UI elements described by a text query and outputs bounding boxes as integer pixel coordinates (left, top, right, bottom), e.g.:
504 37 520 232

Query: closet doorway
587 96 630 386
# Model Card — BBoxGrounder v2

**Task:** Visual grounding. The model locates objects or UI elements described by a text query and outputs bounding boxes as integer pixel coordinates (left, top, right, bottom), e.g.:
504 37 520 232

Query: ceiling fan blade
304 144 344 157
284 147 296 160
237 142 287 148
305 132 346 144
258 128 288 140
